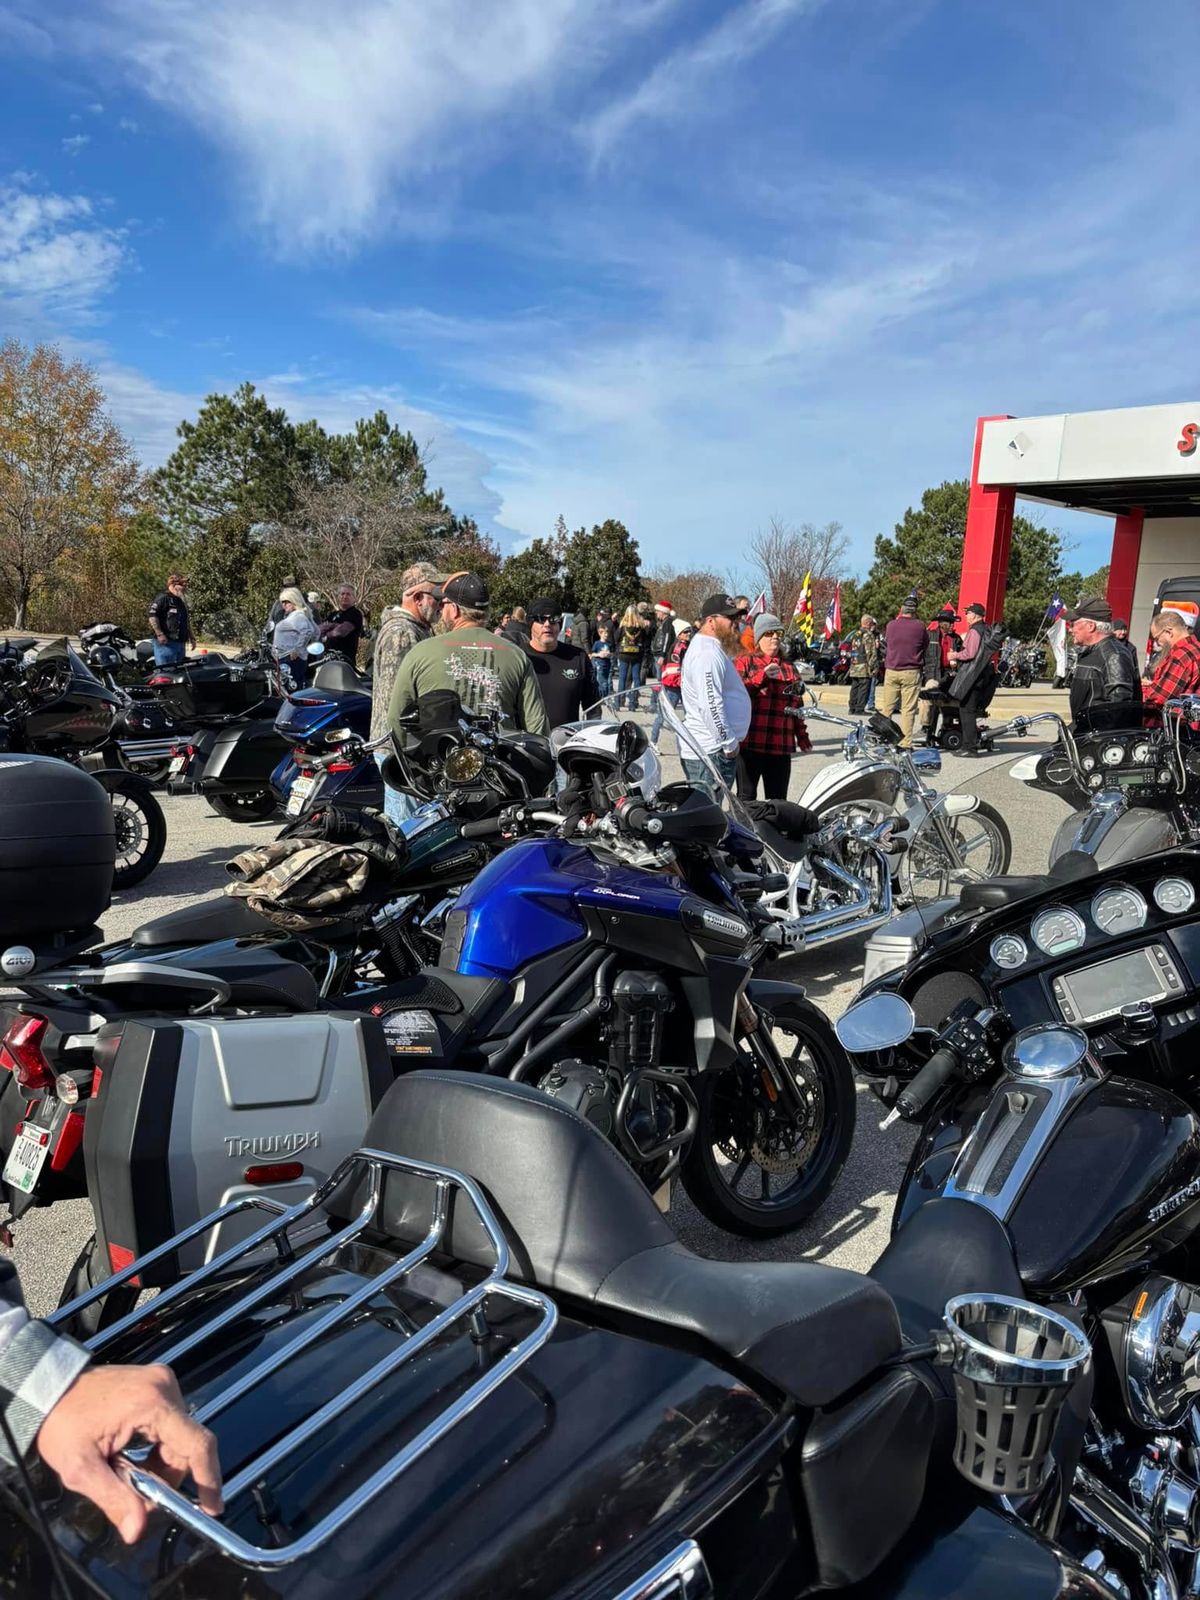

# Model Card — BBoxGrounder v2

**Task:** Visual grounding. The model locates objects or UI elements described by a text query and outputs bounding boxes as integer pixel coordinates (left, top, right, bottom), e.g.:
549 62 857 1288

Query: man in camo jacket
369 562 444 825
0 1256 221 1542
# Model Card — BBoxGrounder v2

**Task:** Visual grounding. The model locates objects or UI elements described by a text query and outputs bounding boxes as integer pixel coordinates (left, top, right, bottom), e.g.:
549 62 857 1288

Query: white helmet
551 719 662 803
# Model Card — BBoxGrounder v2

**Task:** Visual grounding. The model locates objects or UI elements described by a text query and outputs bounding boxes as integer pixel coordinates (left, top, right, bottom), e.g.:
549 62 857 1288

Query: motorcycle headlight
1112 1276 1200 1429
443 746 485 784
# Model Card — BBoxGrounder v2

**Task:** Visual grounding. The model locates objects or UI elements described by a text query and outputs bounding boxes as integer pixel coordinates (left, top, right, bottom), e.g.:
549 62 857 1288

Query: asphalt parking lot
10 686 1075 1316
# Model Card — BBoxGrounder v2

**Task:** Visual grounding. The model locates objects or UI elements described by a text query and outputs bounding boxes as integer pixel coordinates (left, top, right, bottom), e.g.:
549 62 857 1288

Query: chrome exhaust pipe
775 853 893 952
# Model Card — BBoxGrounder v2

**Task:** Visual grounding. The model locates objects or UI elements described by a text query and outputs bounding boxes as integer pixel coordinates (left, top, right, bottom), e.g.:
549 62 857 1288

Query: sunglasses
531 614 561 625
408 590 441 603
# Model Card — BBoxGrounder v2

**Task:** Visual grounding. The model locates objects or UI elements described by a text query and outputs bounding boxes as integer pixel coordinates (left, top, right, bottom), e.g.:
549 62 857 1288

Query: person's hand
37 1364 222 1545
721 741 739 758
763 662 782 679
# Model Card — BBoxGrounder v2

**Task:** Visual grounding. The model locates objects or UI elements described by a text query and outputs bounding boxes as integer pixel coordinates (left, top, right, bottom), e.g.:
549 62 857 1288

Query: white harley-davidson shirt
680 631 751 756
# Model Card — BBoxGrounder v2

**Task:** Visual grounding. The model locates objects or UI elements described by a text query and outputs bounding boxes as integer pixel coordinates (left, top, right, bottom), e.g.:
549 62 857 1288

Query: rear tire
208 790 278 821
681 998 855 1237
57 1233 141 1336
103 775 167 889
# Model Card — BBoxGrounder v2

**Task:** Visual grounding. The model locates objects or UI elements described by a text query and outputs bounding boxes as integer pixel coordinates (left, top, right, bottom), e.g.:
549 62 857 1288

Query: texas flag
1045 594 1065 623
822 581 842 639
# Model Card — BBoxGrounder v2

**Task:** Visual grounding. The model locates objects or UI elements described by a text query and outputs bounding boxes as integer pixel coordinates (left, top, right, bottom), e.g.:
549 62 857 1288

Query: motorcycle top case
83 1011 394 1281
0 754 114 939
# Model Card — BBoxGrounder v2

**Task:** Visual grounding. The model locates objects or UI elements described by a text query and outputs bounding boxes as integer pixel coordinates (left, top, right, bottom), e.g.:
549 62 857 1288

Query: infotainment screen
1055 945 1183 1024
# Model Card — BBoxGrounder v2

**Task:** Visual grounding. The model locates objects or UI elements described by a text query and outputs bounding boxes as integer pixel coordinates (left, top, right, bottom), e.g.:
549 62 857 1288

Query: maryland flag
793 570 815 643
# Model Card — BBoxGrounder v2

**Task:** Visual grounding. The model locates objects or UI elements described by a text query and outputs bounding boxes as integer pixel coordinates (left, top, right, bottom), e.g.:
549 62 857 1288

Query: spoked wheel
104 775 168 889
681 998 856 1237
208 789 278 821
901 803 1011 903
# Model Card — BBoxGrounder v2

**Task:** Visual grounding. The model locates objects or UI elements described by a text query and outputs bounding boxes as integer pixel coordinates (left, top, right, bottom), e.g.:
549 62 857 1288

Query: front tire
208 789 278 821
102 775 167 889
681 998 856 1237
902 800 1011 903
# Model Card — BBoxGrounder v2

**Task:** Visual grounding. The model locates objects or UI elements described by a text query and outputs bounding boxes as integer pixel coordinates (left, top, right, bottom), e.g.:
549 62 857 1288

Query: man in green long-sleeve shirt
388 571 549 735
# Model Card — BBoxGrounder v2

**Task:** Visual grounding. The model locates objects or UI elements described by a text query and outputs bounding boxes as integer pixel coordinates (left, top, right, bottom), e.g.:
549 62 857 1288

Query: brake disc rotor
715 1048 825 1176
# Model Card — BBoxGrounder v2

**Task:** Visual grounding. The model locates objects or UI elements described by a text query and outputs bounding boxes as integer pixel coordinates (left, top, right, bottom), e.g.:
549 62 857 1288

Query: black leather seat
313 659 372 695
132 894 359 948
870 1198 1024 1346
158 947 320 1011
346 1071 901 1407
957 848 1097 913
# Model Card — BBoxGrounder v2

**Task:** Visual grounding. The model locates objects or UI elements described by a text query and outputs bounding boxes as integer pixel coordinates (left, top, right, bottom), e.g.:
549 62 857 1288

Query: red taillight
147 674 172 685
325 761 354 773
50 1110 85 1171
0 1016 52 1089
244 1162 303 1186
169 743 196 760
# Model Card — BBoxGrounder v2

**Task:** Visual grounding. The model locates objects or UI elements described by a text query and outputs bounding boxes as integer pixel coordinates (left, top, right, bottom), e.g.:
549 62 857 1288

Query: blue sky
1 0 1195 581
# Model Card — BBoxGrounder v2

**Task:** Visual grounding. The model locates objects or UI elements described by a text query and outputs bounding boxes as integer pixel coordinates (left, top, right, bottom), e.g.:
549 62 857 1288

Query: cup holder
942 1293 1091 1496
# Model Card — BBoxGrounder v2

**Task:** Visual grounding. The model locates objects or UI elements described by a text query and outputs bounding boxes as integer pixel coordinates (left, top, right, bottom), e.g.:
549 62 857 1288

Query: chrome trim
56 1146 557 1571
611 1541 713 1600
943 1064 1096 1217
1071 1465 1180 1600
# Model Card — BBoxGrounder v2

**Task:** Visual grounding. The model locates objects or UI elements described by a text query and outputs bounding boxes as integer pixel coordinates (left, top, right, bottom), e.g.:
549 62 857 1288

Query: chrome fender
939 793 980 817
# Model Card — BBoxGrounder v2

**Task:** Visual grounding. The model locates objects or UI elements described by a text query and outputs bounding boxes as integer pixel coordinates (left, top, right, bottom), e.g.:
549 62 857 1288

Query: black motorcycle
0 639 165 888
837 840 1200 1600
19 1058 1109 1599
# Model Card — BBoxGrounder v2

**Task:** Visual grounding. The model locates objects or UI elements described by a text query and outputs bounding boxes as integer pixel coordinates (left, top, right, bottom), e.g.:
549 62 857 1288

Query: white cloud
61 133 91 156
585 0 821 161
87 101 105 114
0 184 125 320
0 7 52 55
75 0 679 251
118 116 139 133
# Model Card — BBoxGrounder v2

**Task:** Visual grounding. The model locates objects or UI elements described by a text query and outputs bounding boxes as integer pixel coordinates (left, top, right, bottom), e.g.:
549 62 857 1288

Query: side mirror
835 992 916 1054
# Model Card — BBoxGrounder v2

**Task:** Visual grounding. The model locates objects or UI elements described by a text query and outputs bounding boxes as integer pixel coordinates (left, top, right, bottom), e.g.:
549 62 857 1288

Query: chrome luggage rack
47 1148 558 1570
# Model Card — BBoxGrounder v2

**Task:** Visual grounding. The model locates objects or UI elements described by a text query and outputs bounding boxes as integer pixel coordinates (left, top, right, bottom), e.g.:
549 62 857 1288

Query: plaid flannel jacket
736 653 807 755
0 1258 90 1463
1143 632 1200 710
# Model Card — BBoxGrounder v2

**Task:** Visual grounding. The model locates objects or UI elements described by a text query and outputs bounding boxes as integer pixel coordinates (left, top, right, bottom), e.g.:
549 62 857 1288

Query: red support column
1106 509 1144 622
958 415 1016 621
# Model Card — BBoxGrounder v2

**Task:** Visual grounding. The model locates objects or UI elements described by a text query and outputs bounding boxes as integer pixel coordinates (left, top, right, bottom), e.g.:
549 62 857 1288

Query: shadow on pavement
113 847 234 902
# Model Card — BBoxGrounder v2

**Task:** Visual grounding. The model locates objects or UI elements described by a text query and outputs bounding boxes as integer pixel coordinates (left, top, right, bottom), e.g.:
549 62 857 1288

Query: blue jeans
682 752 738 799
375 749 419 827
617 657 641 710
153 640 186 667
650 686 681 744
865 675 877 710
593 662 612 701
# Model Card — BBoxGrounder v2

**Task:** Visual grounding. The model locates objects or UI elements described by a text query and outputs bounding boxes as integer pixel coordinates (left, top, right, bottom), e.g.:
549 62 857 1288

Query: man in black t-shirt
148 572 194 666
320 584 365 665
521 595 597 728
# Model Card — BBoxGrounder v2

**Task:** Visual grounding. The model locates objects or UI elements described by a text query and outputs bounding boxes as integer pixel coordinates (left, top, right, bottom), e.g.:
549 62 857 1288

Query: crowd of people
146 567 1200 817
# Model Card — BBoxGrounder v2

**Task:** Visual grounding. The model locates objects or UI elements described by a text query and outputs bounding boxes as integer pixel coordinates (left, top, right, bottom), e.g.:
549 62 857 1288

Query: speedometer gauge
1091 885 1147 935
1130 740 1154 764
1101 743 1126 767
1031 906 1087 957
1154 877 1196 915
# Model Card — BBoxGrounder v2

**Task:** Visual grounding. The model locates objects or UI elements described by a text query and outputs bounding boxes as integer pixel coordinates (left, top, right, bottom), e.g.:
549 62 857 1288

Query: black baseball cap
964 600 986 618
1065 597 1111 624
442 572 489 607
700 593 743 620
528 596 561 620
934 607 960 623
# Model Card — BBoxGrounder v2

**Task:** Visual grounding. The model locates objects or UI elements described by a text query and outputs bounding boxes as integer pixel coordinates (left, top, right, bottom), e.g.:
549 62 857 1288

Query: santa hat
654 599 674 612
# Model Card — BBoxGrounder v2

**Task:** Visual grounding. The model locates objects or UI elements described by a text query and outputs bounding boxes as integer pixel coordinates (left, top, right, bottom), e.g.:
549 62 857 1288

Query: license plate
286 774 316 817
169 753 187 775
3 1128 50 1195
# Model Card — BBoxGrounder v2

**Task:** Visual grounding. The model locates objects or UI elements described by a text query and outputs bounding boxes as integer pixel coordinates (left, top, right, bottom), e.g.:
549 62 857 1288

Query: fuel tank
899 1072 1200 1297
445 836 693 979
799 757 902 814
389 809 492 894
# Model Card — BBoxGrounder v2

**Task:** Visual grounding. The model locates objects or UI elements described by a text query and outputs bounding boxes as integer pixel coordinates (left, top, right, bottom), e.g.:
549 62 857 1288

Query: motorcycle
169 647 362 821
26 1063 1111 1598
793 701 1012 902
80 622 283 786
1005 699 1200 871
836 836 1200 1600
0 638 166 888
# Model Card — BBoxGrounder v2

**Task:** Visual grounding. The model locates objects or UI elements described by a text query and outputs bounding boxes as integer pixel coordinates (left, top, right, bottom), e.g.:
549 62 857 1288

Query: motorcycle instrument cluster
988 876 1196 972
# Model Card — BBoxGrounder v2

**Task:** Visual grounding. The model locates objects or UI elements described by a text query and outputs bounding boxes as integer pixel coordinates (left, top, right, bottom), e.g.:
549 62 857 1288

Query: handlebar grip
459 817 504 839
615 801 652 834
893 1047 959 1122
